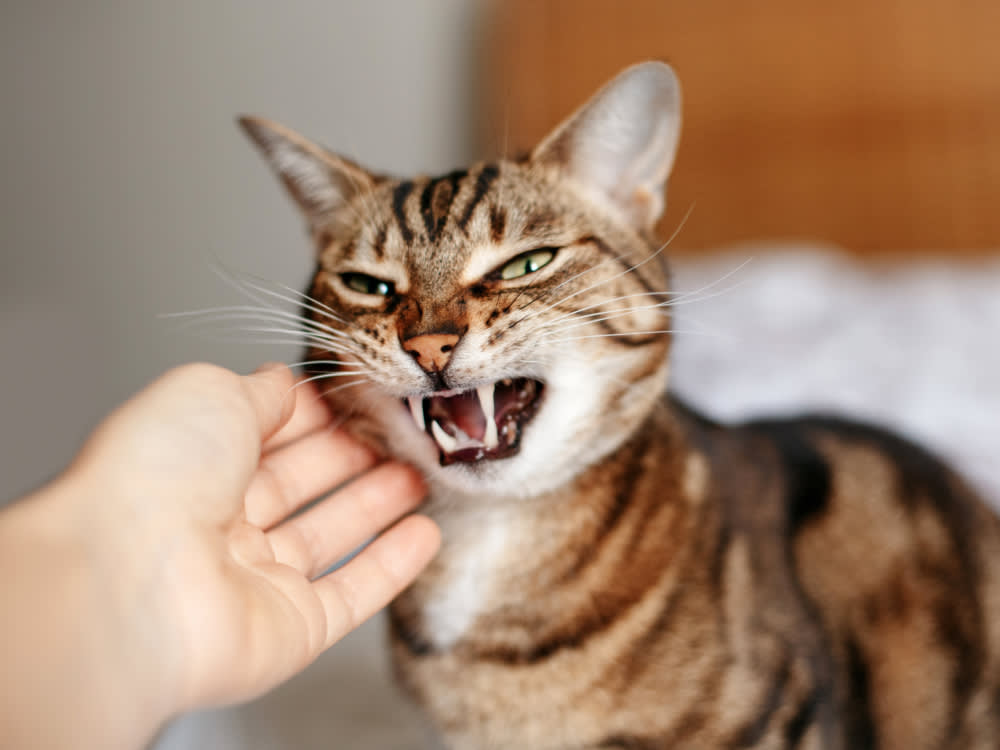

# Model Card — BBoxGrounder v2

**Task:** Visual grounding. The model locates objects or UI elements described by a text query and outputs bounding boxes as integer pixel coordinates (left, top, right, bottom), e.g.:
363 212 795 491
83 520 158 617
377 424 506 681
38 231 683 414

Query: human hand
0 363 439 749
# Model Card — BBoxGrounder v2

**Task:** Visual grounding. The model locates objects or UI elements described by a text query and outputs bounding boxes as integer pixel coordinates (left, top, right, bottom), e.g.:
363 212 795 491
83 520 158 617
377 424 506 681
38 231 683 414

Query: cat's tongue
427 390 487 443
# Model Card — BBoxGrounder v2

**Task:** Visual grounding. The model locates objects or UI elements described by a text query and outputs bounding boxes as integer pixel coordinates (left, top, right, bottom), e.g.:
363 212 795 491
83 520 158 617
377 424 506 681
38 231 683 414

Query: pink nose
402 333 460 373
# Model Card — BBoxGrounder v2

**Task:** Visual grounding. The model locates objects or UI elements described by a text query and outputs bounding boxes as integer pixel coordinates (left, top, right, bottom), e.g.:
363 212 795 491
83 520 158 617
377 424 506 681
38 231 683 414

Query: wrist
0 472 180 749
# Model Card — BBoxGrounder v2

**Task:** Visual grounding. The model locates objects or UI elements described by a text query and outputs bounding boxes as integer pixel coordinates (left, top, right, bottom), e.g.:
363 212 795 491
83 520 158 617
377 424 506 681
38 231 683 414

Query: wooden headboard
485 0 1000 255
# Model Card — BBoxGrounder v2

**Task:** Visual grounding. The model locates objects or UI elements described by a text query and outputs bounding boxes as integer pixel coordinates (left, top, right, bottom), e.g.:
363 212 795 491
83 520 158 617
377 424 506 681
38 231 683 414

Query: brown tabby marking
239 63 1000 749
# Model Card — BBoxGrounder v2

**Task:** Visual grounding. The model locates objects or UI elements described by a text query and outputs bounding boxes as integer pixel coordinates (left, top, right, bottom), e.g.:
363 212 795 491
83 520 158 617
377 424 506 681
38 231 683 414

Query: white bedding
154 246 1000 749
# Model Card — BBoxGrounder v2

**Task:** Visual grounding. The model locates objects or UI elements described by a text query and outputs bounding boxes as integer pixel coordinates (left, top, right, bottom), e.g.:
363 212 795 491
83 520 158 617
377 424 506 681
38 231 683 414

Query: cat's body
240 63 1000 749
392 404 1000 749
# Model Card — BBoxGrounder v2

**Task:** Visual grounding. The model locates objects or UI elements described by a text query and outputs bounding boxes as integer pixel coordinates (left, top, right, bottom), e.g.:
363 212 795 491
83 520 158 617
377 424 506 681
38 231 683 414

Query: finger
239 363 298 445
262 380 334 453
244 428 378 530
266 462 426 577
313 514 441 648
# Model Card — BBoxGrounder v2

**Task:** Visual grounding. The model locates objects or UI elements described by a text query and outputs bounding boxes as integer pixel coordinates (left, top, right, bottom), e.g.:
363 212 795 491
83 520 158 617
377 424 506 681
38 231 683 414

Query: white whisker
540 307 669 335
544 328 721 344
165 306 350 339
539 292 679 328
216 266 350 326
317 377 369 400
166 307 353 343
290 359 370 371
667 257 755 306
513 204 694 325
287 369 374 395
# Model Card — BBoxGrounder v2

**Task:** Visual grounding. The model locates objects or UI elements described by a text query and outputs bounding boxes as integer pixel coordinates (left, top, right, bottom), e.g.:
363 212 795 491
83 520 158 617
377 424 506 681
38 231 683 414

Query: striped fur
240 63 1000 748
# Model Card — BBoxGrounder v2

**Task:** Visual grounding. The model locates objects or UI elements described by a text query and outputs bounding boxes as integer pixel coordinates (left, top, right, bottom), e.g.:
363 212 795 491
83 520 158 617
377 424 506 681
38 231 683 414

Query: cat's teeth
407 396 425 432
431 420 459 453
477 383 499 450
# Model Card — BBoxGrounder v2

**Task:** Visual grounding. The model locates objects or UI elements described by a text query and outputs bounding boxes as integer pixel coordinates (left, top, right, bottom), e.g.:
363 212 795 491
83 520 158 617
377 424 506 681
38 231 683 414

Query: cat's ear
531 62 682 232
238 116 375 231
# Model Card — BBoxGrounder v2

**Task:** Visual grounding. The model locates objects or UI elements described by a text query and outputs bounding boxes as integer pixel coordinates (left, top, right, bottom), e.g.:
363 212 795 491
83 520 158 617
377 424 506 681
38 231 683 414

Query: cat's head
240 62 682 498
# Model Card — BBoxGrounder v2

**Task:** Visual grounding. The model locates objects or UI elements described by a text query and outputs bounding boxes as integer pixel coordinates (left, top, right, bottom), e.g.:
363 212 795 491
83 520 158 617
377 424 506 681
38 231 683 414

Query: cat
239 62 1000 749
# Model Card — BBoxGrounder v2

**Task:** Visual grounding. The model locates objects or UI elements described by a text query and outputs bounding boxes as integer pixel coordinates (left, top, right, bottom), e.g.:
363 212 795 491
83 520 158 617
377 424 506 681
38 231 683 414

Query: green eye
499 248 556 280
341 272 394 297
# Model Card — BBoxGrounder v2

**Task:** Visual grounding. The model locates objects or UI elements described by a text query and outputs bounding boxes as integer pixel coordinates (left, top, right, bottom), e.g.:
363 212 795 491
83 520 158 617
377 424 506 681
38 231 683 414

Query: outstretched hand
0 363 440 749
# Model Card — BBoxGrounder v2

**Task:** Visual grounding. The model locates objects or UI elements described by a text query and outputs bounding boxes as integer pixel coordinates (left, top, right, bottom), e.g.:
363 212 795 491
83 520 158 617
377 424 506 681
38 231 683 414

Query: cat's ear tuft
238 116 375 231
531 62 682 232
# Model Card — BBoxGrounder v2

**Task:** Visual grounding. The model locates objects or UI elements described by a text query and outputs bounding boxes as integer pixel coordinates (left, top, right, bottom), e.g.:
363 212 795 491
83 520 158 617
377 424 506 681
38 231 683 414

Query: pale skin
0 363 441 750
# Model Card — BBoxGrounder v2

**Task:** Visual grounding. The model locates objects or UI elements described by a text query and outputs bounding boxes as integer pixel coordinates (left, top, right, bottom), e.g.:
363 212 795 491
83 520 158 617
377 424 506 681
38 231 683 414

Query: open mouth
403 378 544 465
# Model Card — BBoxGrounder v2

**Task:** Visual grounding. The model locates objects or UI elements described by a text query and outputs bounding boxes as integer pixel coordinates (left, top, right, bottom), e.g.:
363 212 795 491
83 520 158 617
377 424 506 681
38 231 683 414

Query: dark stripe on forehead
489 206 507 243
457 163 500 233
420 169 467 243
371 224 388 259
523 209 557 235
339 237 356 260
392 180 415 245
418 178 436 240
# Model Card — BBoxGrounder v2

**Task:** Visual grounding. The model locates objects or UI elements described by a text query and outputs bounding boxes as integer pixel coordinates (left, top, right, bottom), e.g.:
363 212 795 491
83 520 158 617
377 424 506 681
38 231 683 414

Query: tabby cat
239 63 1000 749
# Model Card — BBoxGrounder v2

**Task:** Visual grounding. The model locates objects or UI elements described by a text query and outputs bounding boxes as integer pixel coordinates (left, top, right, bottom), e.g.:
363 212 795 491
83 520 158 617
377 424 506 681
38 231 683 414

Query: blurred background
2 1 999 748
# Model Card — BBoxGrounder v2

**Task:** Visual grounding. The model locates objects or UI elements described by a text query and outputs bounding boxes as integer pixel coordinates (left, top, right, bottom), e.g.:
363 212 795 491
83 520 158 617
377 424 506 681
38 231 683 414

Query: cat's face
241 63 682 498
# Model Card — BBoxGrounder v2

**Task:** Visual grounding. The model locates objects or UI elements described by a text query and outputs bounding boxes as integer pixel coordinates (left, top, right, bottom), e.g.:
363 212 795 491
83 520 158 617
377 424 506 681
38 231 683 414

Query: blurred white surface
670 248 1000 507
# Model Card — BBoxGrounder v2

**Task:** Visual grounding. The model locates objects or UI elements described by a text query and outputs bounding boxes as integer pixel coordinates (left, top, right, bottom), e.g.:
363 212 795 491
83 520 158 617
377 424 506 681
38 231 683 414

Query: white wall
0 0 488 500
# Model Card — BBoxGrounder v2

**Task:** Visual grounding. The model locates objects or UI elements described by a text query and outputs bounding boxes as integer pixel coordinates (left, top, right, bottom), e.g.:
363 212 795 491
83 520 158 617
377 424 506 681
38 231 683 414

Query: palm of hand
76 364 437 714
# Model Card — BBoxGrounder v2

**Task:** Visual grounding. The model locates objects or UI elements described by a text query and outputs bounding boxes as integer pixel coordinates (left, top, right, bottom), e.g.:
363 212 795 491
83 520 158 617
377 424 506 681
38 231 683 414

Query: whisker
544 328 721 344
539 308 669 335
247 275 348 324
287 368 374 395
165 305 346 333
209 324 350 347
216 266 350 326
290 359 371 370
316 377 369 400
666 257 755 306
186 335 346 349
539 291 681 327
533 256 753 336
512 204 694 324
174 323 359 353
538 283 744 335
508 258 613 318
167 308 355 346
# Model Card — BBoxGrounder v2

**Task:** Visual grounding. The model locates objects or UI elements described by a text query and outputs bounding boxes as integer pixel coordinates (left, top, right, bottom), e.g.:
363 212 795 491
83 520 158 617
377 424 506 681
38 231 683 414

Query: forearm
0 475 174 750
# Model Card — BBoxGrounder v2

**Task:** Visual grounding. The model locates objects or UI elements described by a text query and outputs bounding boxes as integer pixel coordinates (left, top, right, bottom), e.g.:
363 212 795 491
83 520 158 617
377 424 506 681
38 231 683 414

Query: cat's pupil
342 272 393 297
